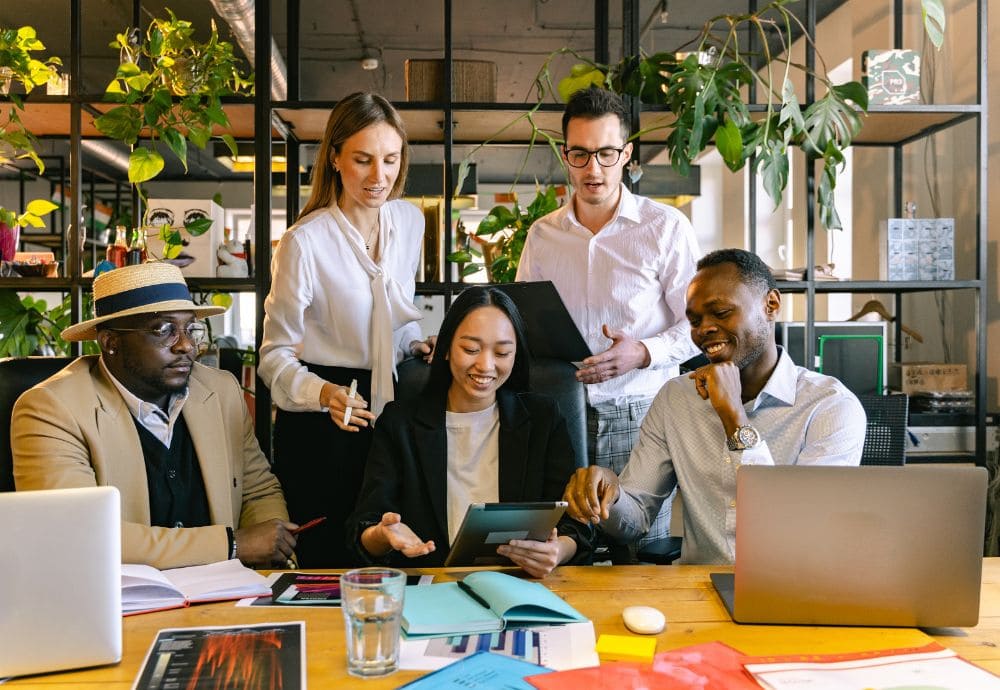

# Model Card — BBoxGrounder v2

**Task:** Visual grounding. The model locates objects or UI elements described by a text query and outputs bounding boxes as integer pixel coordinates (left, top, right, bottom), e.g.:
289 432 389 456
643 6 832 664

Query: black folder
490 281 592 362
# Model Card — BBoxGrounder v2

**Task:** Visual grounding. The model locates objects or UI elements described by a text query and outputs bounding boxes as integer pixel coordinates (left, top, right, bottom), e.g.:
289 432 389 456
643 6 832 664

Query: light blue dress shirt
603 347 866 564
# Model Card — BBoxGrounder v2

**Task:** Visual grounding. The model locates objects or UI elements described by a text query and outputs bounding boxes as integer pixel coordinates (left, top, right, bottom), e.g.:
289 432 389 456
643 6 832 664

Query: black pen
457 580 491 610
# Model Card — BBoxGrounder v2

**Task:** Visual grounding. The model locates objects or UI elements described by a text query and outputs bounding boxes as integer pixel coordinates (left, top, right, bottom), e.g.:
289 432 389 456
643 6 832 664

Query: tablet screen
444 501 568 567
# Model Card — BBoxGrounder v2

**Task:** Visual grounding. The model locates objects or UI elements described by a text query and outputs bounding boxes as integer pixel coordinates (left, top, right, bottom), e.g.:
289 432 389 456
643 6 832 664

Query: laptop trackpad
710 572 736 619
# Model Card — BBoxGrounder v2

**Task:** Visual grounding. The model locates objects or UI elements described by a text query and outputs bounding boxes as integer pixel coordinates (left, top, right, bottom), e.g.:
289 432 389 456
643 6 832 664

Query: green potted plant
0 25 62 273
447 186 560 283
0 26 61 96
93 10 253 260
457 0 946 234
0 290 97 356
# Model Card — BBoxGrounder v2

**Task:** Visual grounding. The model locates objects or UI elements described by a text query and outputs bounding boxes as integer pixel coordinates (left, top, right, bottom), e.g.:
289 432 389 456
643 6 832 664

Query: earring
108 349 115 355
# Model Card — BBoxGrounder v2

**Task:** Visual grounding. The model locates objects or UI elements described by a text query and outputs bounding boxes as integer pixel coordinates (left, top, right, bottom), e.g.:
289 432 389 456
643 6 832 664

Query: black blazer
347 388 593 568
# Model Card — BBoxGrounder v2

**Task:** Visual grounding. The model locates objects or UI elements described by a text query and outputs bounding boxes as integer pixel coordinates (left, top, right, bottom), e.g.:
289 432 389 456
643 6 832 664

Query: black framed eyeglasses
563 146 627 168
106 322 208 348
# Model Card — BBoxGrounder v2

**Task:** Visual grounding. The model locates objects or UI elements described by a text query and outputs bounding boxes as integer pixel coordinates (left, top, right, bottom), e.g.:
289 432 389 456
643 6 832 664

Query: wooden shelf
274 106 679 144
776 279 981 293
0 277 72 290
853 105 981 145
0 102 262 139
186 277 258 292
10 100 972 147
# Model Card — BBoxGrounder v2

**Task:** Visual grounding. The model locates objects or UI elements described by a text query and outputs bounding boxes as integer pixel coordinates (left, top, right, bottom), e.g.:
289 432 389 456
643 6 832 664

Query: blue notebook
396 651 551 689
402 571 586 638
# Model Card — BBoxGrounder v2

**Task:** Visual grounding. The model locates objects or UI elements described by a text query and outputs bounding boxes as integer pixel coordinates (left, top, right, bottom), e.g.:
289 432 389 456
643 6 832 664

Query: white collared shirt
259 199 424 413
603 347 866 564
99 356 188 447
515 185 701 405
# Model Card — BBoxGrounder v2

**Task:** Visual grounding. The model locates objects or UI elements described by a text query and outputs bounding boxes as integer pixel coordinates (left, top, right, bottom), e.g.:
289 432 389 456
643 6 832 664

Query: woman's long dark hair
425 286 530 398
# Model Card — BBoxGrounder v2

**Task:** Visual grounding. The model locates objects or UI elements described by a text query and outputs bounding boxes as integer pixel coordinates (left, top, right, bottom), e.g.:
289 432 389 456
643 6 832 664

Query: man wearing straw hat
11 263 297 570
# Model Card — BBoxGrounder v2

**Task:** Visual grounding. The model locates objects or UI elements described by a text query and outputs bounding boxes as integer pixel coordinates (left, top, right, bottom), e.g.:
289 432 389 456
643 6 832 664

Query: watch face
737 425 760 448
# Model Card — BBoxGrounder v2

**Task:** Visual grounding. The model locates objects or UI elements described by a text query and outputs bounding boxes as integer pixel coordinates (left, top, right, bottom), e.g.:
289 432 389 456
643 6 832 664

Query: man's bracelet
227 527 238 560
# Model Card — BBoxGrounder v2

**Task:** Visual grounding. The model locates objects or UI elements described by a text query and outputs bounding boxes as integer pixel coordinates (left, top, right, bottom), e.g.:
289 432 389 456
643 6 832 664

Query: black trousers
272 364 373 568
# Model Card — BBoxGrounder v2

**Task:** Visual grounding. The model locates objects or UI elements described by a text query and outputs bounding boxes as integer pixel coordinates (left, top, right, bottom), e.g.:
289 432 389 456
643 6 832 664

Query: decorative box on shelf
145 199 225 278
891 362 967 395
880 217 954 281
862 49 921 105
405 59 497 102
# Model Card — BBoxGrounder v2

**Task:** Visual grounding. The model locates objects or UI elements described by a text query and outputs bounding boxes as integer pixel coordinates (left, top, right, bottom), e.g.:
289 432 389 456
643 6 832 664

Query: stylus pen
342 378 358 426
291 516 327 536
457 580 491 610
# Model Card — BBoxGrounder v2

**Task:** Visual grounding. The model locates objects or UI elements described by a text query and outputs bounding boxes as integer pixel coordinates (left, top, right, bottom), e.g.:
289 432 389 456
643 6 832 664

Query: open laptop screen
713 465 986 628
0 486 122 677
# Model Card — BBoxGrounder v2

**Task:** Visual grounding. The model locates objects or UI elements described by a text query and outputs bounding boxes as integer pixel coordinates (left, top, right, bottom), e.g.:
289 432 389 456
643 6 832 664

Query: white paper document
746 645 1000 690
399 620 598 671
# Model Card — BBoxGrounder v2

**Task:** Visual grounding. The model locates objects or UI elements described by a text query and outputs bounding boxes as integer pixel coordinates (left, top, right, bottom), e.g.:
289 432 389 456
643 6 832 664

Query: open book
402 571 586 638
122 559 271 615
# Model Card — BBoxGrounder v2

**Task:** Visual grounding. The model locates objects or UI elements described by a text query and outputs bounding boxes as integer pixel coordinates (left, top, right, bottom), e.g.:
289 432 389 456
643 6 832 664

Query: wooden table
10 559 1000 688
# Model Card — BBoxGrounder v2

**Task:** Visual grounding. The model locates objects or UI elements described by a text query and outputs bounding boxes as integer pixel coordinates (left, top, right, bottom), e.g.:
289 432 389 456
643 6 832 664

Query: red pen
291 516 327 535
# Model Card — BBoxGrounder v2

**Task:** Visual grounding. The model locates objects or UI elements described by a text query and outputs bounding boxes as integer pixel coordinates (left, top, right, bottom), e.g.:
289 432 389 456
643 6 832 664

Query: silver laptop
0 486 122 677
711 465 986 628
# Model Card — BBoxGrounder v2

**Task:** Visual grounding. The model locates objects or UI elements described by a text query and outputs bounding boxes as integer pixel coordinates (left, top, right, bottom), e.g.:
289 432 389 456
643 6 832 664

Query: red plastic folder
526 641 759 690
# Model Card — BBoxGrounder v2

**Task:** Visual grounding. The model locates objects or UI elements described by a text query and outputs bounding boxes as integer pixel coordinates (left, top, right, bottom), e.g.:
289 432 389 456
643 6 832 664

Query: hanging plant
0 26 62 245
93 10 253 259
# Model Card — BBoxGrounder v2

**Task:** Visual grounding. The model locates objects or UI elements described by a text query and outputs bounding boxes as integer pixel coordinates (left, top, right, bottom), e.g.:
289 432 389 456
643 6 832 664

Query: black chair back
858 393 909 466
0 356 75 491
394 356 588 469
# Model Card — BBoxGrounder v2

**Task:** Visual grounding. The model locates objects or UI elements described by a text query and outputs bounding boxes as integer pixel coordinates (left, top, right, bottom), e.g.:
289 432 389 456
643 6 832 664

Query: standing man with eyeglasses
516 86 701 559
12 263 298 570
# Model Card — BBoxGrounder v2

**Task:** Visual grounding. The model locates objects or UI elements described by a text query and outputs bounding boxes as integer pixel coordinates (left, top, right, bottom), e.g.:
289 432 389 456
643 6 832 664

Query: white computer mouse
622 605 666 635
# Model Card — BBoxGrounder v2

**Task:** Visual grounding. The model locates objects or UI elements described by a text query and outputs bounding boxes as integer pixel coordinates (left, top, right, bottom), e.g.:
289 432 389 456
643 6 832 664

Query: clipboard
489 281 591 362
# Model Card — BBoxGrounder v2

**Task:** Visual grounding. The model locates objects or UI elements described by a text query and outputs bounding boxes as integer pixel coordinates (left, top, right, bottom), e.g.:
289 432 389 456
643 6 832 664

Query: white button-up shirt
259 200 424 413
603 348 866 564
515 185 701 405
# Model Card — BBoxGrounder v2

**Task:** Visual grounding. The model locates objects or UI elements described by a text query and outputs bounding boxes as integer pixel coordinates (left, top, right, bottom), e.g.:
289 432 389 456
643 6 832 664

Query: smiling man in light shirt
562 249 866 564
515 86 701 556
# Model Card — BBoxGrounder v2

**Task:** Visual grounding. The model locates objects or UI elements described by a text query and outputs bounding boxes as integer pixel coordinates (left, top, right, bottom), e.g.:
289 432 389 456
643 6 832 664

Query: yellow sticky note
595 634 657 663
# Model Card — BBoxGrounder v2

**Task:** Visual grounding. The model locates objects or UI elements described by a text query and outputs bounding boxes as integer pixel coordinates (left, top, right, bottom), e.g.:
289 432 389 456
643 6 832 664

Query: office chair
0 356 75 492
857 393 909 466
394 356 588 469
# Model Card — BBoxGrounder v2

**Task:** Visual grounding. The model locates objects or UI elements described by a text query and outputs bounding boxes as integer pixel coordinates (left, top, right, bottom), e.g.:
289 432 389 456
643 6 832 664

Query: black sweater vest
132 414 212 529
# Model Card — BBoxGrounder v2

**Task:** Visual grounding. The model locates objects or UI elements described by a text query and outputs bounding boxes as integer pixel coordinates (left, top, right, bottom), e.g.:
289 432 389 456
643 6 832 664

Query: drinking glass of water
341 567 406 677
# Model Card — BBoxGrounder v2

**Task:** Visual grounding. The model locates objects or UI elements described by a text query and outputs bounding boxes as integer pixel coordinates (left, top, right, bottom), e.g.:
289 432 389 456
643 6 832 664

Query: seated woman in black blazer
347 286 592 577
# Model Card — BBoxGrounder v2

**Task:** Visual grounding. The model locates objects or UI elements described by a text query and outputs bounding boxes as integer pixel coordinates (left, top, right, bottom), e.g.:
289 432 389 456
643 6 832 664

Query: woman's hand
361 512 436 559
320 382 376 432
496 529 577 578
409 335 437 363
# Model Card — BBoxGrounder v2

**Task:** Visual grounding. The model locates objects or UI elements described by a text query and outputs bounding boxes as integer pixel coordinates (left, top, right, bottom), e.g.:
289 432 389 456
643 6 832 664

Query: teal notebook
401 571 586 638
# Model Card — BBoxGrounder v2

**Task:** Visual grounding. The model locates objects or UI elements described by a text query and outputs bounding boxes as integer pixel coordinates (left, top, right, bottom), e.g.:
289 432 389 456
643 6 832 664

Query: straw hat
61 262 227 342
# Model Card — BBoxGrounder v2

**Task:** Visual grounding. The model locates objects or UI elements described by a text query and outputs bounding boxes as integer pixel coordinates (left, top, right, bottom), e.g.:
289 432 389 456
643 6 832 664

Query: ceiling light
214 142 299 173
361 56 379 71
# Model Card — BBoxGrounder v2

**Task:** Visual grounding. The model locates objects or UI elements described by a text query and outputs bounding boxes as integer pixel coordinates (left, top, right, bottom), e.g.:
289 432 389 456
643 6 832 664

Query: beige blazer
12 355 289 569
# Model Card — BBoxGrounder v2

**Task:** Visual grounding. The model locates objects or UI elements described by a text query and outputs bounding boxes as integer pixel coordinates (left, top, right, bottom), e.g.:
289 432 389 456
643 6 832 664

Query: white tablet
444 501 568 567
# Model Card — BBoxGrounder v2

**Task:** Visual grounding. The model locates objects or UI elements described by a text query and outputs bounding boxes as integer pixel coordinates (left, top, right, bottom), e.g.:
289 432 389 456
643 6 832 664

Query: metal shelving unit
1 1 985 463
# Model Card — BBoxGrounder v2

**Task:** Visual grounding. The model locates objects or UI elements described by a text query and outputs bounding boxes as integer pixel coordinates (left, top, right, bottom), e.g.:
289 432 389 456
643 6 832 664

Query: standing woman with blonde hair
260 92 433 567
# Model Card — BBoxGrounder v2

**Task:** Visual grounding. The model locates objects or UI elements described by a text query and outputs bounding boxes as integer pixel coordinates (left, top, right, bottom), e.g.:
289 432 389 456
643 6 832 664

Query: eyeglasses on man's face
107 322 209 349
563 146 627 168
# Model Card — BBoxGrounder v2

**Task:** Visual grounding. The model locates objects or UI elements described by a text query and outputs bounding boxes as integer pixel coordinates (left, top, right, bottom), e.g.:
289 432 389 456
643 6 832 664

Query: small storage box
405 59 497 102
